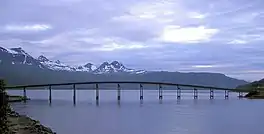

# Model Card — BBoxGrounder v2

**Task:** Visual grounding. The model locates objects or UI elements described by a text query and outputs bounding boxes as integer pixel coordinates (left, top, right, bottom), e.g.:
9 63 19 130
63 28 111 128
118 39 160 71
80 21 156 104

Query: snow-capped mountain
37 55 76 71
93 61 141 74
37 55 97 72
0 46 146 74
76 63 97 72
0 47 45 68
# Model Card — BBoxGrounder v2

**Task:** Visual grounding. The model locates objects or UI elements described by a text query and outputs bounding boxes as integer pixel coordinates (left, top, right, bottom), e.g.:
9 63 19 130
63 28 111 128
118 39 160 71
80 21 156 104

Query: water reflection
9 90 262 134
10 98 264 134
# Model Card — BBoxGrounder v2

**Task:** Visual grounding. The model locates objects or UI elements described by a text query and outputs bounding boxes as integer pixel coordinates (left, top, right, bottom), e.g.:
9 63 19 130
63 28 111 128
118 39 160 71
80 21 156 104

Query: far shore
244 90 264 99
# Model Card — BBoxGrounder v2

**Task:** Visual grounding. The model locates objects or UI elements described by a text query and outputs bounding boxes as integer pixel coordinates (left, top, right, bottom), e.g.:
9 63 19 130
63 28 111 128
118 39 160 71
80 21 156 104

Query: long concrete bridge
5 81 250 105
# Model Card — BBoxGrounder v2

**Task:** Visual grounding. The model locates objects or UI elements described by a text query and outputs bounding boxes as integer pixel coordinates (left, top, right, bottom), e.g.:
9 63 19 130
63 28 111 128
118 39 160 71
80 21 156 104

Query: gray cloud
1 0 264 81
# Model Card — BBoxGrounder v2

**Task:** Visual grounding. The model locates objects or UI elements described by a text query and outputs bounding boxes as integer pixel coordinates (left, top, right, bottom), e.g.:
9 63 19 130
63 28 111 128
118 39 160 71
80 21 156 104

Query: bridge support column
238 92 243 98
177 85 181 99
95 84 99 102
49 85 52 104
139 84 143 100
193 88 198 99
23 87 27 103
210 89 214 99
225 90 229 99
159 84 163 100
117 84 121 101
73 84 76 105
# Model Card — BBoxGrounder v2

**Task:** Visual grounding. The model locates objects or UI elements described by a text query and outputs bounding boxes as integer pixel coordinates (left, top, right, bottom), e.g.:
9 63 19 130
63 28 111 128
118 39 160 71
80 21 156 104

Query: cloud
188 12 208 19
4 24 52 32
228 39 247 44
90 43 147 51
1 0 264 81
158 25 219 43
192 65 214 68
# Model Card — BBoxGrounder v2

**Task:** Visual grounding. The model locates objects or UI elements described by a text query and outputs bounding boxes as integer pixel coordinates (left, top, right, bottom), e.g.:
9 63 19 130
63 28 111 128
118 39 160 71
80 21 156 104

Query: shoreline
244 90 264 99
7 106 56 134
5 94 56 134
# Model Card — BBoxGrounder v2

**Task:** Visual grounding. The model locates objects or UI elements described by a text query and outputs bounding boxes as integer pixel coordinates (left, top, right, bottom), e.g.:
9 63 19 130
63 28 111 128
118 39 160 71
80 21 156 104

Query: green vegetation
236 78 264 91
244 90 264 99
237 78 264 98
0 79 55 134
0 79 11 134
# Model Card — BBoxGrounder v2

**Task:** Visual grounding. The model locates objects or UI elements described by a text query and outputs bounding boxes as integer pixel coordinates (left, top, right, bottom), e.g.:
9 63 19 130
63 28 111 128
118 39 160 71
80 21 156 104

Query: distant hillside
236 78 264 90
0 63 248 89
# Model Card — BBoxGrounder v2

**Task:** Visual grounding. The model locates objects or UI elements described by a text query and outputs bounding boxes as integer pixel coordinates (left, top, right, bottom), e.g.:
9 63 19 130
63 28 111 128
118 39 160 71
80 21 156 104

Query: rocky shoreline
7 109 56 134
1 79 56 134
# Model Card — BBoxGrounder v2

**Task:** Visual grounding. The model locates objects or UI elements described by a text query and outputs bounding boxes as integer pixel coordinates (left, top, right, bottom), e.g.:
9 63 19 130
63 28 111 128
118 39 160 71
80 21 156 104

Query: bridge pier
177 85 181 99
225 90 229 99
238 92 243 98
73 84 76 105
159 84 163 100
23 87 27 103
193 88 198 99
5 81 246 103
95 84 99 102
139 84 143 100
210 89 214 99
49 85 52 104
117 84 121 101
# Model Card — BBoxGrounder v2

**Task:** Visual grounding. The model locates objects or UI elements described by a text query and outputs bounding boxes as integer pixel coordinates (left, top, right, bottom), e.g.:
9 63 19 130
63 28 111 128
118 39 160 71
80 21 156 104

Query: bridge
4 81 250 105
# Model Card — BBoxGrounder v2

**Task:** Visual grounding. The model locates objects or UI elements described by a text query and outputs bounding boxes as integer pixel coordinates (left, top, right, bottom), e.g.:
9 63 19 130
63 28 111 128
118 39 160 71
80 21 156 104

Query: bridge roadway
4 81 250 104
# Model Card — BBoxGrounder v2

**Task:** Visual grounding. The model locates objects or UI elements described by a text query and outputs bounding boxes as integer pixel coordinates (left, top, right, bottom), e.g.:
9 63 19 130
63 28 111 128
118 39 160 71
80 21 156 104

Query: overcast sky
0 0 264 81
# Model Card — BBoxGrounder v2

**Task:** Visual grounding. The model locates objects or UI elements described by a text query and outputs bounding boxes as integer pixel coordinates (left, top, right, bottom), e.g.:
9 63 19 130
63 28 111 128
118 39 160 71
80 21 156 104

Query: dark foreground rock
7 110 56 134
244 90 264 99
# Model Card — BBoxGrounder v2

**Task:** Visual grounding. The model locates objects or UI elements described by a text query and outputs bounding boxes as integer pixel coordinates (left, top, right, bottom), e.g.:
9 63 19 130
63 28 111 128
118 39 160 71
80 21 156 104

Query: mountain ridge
0 46 146 74
236 78 264 90
0 46 248 88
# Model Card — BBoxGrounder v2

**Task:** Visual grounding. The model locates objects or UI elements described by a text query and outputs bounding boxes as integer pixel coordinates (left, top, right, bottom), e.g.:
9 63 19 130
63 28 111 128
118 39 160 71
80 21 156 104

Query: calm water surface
7 90 264 134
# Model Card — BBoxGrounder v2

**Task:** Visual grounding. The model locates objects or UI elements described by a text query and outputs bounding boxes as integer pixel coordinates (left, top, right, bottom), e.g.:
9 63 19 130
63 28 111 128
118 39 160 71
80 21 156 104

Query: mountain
75 63 97 72
0 47 46 68
93 61 145 74
37 55 76 72
237 78 264 90
0 46 248 88
0 46 145 74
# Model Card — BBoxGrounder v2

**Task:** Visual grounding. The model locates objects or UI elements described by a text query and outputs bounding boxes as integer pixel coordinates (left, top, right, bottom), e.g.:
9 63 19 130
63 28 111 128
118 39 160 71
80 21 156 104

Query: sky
0 0 264 81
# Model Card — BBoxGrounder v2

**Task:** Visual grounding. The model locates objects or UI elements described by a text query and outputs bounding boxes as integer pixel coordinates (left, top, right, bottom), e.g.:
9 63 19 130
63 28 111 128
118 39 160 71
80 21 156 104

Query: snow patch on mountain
37 55 76 71
38 55 49 62
0 47 45 67
9 48 31 64
93 61 146 74
75 63 97 72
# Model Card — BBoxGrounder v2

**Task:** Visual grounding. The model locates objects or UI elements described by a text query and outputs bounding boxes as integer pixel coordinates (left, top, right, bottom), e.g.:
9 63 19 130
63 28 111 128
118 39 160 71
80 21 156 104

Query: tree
0 79 10 133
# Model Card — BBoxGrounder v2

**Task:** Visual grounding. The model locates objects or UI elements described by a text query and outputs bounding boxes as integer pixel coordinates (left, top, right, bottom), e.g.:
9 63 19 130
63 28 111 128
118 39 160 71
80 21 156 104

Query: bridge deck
3 81 251 104
5 81 249 92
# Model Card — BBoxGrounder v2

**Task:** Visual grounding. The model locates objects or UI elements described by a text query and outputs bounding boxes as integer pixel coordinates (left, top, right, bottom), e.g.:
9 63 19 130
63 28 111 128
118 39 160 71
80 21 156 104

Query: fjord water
8 90 264 134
